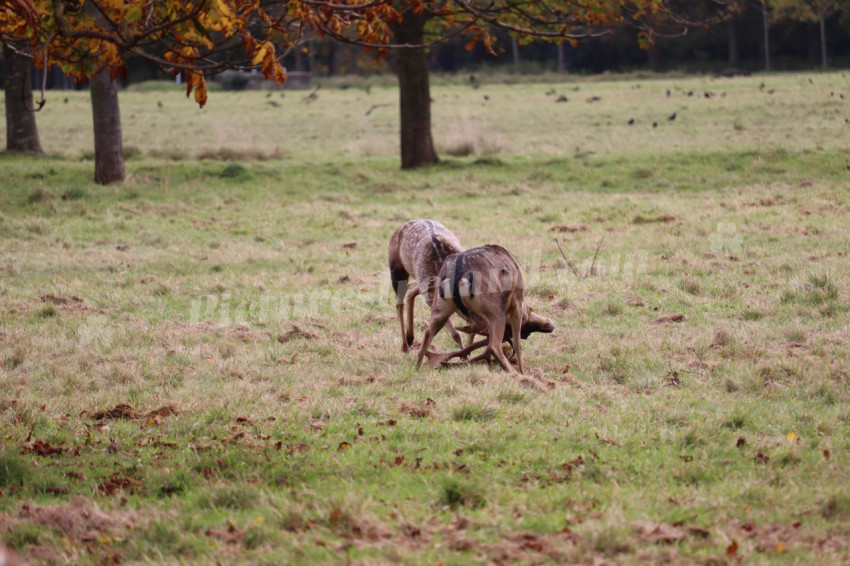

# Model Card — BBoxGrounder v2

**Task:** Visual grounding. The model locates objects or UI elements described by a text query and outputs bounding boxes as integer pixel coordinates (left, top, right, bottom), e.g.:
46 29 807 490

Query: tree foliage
1 1 742 108
769 0 844 23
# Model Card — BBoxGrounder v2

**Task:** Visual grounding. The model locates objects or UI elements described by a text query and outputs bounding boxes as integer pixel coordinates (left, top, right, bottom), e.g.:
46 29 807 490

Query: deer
415 245 554 374
388 219 466 353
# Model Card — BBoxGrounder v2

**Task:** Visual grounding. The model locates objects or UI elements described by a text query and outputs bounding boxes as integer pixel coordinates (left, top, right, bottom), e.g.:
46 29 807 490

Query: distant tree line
213 1 850 79
2 1 848 90
2 0 846 178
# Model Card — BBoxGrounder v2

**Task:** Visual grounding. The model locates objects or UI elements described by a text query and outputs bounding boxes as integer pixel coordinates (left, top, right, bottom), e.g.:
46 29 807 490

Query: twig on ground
585 236 605 278
554 239 580 279
554 236 605 279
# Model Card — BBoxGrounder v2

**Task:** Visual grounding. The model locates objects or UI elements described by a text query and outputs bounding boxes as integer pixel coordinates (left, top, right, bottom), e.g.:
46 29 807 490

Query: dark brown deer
415 245 554 374
388 219 466 352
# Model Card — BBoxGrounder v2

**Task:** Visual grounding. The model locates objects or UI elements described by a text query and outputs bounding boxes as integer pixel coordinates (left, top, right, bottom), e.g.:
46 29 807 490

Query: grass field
1 70 850 564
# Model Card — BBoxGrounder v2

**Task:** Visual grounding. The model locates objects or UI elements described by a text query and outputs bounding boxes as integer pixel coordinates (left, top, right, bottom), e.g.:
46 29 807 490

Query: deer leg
507 306 524 375
396 302 408 353
415 299 456 370
392 277 410 353
485 314 516 373
445 319 465 349
466 347 496 366
424 338 489 367
403 284 419 349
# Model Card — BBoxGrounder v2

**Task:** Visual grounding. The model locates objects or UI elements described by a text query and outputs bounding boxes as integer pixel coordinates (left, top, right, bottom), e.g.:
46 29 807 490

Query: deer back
439 245 524 318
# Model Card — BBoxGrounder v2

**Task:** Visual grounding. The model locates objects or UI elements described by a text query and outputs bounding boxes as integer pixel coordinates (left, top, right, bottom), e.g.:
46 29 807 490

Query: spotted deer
415 245 554 374
388 219 466 352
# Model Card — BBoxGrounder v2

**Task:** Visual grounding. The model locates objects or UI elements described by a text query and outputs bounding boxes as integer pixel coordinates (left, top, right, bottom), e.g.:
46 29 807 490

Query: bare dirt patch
88 403 180 421
550 223 591 233
633 214 677 224
0 498 140 560
400 400 434 418
17 498 133 542
277 324 319 343
655 313 686 324
39 294 91 312
633 521 711 545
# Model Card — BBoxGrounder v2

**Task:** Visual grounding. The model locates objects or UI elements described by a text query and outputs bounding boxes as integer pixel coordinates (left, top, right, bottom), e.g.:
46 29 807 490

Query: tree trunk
648 43 662 71
3 42 42 153
392 11 438 169
328 42 340 75
762 1 771 71
819 12 827 69
90 70 125 184
511 38 520 74
727 18 739 67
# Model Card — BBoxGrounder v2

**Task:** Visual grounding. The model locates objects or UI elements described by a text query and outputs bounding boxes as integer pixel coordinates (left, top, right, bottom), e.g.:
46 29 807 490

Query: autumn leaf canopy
0 0 740 107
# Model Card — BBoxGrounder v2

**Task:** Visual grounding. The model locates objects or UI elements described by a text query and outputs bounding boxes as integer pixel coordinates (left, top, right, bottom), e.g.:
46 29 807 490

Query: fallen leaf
21 439 64 456
727 540 739 556
596 433 620 447
786 432 799 444
338 441 351 451
633 521 689 544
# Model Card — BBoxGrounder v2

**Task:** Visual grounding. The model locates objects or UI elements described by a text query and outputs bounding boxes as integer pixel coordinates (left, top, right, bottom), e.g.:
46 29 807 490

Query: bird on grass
668 112 677 121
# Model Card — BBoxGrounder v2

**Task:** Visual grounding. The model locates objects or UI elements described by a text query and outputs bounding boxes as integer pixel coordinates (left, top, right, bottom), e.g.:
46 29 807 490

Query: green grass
1 70 849 564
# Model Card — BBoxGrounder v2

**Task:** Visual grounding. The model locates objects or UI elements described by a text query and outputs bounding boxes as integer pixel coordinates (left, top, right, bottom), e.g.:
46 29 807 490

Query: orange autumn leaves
1 1 739 107
0 0 289 107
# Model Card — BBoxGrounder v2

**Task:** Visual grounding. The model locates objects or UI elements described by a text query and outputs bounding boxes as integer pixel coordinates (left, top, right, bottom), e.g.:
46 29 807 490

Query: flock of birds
484 76 850 128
